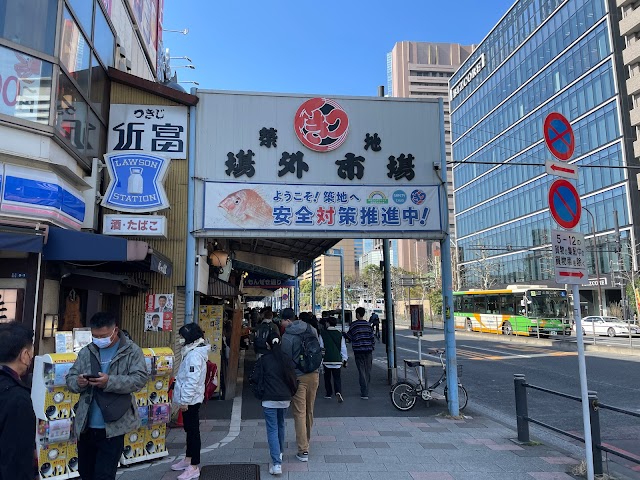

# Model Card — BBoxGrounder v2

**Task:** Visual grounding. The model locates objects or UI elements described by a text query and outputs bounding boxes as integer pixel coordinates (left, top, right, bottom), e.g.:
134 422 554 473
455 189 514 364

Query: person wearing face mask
67 312 147 480
0 322 36 480
170 323 209 480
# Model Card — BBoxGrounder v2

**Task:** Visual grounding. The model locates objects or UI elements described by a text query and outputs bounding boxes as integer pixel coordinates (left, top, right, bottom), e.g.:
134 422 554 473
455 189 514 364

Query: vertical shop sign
199 305 223 394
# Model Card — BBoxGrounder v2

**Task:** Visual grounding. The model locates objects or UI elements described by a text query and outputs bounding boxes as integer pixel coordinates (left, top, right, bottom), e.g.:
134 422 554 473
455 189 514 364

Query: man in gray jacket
67 312 148 480
280 308 319 462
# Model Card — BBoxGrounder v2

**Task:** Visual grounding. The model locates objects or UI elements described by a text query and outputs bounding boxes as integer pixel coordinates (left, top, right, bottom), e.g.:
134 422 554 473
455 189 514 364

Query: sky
162 0 516 96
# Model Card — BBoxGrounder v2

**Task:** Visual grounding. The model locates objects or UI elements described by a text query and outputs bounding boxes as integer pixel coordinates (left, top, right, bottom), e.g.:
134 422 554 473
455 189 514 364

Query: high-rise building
450 0 637 314
388 42 474 274
302 239 356 286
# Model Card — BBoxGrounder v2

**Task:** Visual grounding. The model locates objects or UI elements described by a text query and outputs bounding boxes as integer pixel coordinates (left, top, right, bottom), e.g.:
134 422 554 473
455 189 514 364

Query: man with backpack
254 307 280 358
280 308 321 462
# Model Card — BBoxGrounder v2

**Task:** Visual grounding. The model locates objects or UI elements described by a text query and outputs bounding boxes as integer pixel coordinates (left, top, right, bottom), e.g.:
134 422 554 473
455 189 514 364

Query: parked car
573 316 640 337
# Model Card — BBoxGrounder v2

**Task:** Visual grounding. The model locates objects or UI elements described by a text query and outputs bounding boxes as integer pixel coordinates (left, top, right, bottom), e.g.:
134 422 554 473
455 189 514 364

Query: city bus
453 286 572 336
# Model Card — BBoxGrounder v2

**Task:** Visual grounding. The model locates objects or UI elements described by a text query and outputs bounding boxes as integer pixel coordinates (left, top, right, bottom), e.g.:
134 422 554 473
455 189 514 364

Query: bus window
473 296 487 314
454 296 462 311
487 295 499 314
463 296 473 312
500 295 515 315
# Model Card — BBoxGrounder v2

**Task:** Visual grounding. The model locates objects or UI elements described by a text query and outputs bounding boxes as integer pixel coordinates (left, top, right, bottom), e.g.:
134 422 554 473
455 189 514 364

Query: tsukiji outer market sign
194 92 445 239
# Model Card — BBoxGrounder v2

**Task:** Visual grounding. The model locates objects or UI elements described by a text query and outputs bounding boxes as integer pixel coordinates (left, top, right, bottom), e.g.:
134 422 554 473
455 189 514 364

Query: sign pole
572 283 595 480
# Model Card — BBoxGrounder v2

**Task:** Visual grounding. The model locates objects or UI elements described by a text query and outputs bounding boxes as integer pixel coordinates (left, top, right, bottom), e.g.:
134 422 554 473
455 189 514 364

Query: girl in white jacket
171 323 209 480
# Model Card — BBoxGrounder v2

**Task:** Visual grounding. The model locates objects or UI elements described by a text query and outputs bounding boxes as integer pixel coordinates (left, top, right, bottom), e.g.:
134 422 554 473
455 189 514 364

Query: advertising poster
199 305 223 393
145 294 173 331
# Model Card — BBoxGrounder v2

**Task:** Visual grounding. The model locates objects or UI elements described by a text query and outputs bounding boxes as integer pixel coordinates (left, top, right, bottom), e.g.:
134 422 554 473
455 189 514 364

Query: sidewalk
115 348 613 480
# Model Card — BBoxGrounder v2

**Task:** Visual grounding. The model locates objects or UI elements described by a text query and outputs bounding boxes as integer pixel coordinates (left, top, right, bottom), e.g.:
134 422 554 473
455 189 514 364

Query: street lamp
324 248 345 331
178 81 199 86
174 65 196 69
583 206 602 346
170 56 193 62
163 28 189 35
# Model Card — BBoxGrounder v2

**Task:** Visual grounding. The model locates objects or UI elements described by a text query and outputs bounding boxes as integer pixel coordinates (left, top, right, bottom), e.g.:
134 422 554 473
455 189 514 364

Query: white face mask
178 337 186 345
93 329 115 349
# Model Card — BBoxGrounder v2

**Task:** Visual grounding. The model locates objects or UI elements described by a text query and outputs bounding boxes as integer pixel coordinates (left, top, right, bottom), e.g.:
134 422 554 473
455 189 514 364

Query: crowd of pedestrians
0 306 378 479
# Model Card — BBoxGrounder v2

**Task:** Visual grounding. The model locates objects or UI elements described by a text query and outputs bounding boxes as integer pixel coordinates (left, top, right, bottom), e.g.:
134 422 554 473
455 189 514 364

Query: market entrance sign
195 92 444 239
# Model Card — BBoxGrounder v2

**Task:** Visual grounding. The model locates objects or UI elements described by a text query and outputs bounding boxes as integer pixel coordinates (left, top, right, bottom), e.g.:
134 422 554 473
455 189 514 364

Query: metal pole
514 374 530 443
340 250 345 332
295 275 300 317
573 283 595 480
312 260 316 317
588 391 603 476
417 331 423 383
383 238 396 384
614 211 625 323
185 90 198 324
583 207 600 345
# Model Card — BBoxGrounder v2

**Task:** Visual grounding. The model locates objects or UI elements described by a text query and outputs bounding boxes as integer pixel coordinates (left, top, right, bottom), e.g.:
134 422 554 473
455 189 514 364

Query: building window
56 71 88 151
66 0 93 35
60 8 91 96
93 4 114 67
0 0 58 55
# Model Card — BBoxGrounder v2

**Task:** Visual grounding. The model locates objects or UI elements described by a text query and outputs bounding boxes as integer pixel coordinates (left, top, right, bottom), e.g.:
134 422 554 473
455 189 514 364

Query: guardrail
514 374 640 475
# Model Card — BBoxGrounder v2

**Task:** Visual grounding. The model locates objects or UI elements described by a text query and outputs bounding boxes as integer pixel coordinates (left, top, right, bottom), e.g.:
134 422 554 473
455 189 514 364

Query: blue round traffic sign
548 179 581 229
544 112 574 161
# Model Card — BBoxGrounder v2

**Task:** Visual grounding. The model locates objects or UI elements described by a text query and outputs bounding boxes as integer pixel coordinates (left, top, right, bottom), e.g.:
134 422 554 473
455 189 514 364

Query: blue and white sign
102 152 170 213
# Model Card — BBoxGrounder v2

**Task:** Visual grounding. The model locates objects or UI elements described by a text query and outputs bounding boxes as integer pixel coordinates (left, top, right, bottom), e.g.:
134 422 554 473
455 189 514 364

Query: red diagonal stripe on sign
554 189 577 217
548 124 572 149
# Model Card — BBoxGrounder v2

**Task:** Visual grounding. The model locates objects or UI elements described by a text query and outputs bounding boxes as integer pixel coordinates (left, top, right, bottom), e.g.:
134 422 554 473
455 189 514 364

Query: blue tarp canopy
0 229 44 253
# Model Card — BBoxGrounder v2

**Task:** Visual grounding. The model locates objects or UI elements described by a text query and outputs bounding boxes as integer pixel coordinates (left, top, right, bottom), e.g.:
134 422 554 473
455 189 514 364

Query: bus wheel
465 319 473 332
502 321 513 335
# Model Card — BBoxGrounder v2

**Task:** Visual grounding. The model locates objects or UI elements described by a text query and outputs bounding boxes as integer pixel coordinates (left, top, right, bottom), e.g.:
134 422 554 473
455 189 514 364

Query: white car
573 316 640 337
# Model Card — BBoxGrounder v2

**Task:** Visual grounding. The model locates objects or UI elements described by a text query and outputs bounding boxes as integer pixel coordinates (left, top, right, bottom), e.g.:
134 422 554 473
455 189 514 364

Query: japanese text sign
108 104 187 159
195 92 444 238
204 182 440 234
102 152 170 213
552 230 587 285
102 214 167 237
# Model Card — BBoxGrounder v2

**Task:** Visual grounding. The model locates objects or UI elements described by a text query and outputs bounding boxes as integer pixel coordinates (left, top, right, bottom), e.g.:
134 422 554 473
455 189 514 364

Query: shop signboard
103 214 167 237
197 92 444 238
244 273 296 290
101 152 170 213
0 44 52 125
107 104 188 159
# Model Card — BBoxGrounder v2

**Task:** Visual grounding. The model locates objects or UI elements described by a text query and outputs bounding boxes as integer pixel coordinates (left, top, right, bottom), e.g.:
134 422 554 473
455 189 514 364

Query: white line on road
459 344 531 358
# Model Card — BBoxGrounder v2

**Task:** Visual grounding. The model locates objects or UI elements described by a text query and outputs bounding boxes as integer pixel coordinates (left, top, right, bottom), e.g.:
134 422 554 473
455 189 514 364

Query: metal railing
514 374 640 475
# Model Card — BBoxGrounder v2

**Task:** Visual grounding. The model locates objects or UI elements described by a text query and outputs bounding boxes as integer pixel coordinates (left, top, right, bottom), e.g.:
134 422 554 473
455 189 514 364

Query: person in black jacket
0 322 36 480
251 333 298 476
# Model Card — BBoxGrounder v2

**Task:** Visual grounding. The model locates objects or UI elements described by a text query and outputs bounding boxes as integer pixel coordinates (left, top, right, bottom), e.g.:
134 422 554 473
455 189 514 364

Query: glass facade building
450 0 638 312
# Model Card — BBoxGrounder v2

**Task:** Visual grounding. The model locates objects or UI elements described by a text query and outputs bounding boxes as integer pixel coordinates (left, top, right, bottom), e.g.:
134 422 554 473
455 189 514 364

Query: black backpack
254 322 273 353
294 325 322 373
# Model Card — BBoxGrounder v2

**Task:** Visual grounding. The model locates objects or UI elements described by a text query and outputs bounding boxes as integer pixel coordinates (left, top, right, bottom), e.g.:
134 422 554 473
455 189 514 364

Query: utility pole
614 211 626 322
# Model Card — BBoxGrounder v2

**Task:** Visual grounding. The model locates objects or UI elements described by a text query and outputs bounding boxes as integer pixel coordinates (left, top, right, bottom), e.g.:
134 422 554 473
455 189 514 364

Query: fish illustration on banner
218 189 273 227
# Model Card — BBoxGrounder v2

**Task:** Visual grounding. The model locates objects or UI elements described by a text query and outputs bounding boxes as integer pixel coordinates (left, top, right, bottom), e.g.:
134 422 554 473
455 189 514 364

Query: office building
303 239 356 286
450 0 638 313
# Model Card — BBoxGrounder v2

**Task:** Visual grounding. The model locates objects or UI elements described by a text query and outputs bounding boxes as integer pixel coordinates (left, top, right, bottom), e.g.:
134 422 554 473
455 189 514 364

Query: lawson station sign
195 92 445 239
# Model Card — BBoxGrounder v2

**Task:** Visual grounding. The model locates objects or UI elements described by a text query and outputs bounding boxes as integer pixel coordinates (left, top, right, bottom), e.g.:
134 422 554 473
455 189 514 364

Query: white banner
203 182 441 234
103 214 167 237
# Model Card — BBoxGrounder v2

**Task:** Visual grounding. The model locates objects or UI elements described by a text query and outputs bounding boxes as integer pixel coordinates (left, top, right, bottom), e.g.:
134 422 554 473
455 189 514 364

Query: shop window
0 288 25 323
56 72 88 152
0 0 57 55
60 8 91 96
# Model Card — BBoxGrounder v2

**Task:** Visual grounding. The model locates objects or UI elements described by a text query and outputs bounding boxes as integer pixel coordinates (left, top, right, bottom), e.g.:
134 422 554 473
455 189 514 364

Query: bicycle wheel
390 382 418 411
444 384 468 411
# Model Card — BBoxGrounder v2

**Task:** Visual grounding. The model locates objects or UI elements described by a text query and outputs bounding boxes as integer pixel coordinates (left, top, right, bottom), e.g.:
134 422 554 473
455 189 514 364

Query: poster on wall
145 294 173 331
199 305 223 394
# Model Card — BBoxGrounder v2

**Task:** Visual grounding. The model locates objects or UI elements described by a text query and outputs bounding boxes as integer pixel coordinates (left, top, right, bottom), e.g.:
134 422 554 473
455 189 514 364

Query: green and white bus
453 286 572 336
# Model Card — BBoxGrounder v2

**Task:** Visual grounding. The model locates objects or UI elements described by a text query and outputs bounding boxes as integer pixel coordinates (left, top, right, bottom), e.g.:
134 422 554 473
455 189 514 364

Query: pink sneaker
171 458 191 471
177 465 200 480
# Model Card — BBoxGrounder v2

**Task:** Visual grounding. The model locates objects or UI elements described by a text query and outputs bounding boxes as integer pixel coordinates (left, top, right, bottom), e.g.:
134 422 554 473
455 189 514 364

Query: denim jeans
263 407 286 465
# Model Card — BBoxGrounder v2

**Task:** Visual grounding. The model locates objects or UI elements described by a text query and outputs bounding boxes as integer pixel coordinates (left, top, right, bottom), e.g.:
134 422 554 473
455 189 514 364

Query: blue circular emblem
392 190 407 204
411 190 426 205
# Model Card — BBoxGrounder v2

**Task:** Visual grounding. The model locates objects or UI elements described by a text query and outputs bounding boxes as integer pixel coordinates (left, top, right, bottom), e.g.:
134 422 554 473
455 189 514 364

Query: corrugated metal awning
208 277 239 298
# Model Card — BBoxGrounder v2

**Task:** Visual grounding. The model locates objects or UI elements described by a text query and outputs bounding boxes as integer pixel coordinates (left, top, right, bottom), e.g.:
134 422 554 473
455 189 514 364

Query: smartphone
83 374 100 380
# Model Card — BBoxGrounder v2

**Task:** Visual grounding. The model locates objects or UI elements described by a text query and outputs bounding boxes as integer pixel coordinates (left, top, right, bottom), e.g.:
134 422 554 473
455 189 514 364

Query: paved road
382 327 640 474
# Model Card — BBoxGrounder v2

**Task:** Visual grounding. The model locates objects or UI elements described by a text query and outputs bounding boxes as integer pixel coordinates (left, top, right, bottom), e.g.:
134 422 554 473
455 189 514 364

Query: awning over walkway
43 227 173 277
0 228 44 253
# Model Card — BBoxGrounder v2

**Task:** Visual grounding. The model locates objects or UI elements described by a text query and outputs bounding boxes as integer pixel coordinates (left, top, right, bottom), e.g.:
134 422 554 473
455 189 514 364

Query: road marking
460 344 531 357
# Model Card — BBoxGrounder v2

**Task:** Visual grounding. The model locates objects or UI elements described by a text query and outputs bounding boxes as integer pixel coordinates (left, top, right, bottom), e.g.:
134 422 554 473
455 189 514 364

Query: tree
464 243 501 290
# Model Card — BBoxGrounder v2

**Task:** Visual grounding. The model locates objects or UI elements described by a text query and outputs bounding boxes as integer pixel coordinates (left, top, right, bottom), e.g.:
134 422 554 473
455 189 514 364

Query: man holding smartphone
67 312 147 480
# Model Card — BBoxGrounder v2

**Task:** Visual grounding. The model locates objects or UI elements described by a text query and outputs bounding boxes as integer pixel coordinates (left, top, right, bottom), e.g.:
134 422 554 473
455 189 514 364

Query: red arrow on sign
551 164 576 174
558 271 584 278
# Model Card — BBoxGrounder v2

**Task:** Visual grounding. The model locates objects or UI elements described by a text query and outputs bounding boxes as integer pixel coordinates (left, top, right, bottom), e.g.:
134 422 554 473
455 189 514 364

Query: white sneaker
171 458 191 471
177 465 200 480
269 464 282 475
279 453 283 462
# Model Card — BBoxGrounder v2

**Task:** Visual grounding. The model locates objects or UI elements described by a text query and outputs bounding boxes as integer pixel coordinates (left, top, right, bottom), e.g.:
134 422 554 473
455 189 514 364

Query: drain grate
199 463 260 480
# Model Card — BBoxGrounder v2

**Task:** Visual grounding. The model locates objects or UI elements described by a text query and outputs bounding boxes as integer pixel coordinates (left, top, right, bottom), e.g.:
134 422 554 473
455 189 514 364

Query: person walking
280 308 321 462
254 307 281 358
319 316 347 402
67 312 148 480
251 332 298 475
0 322 36 480
171 323 209 480
345 307 375 399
